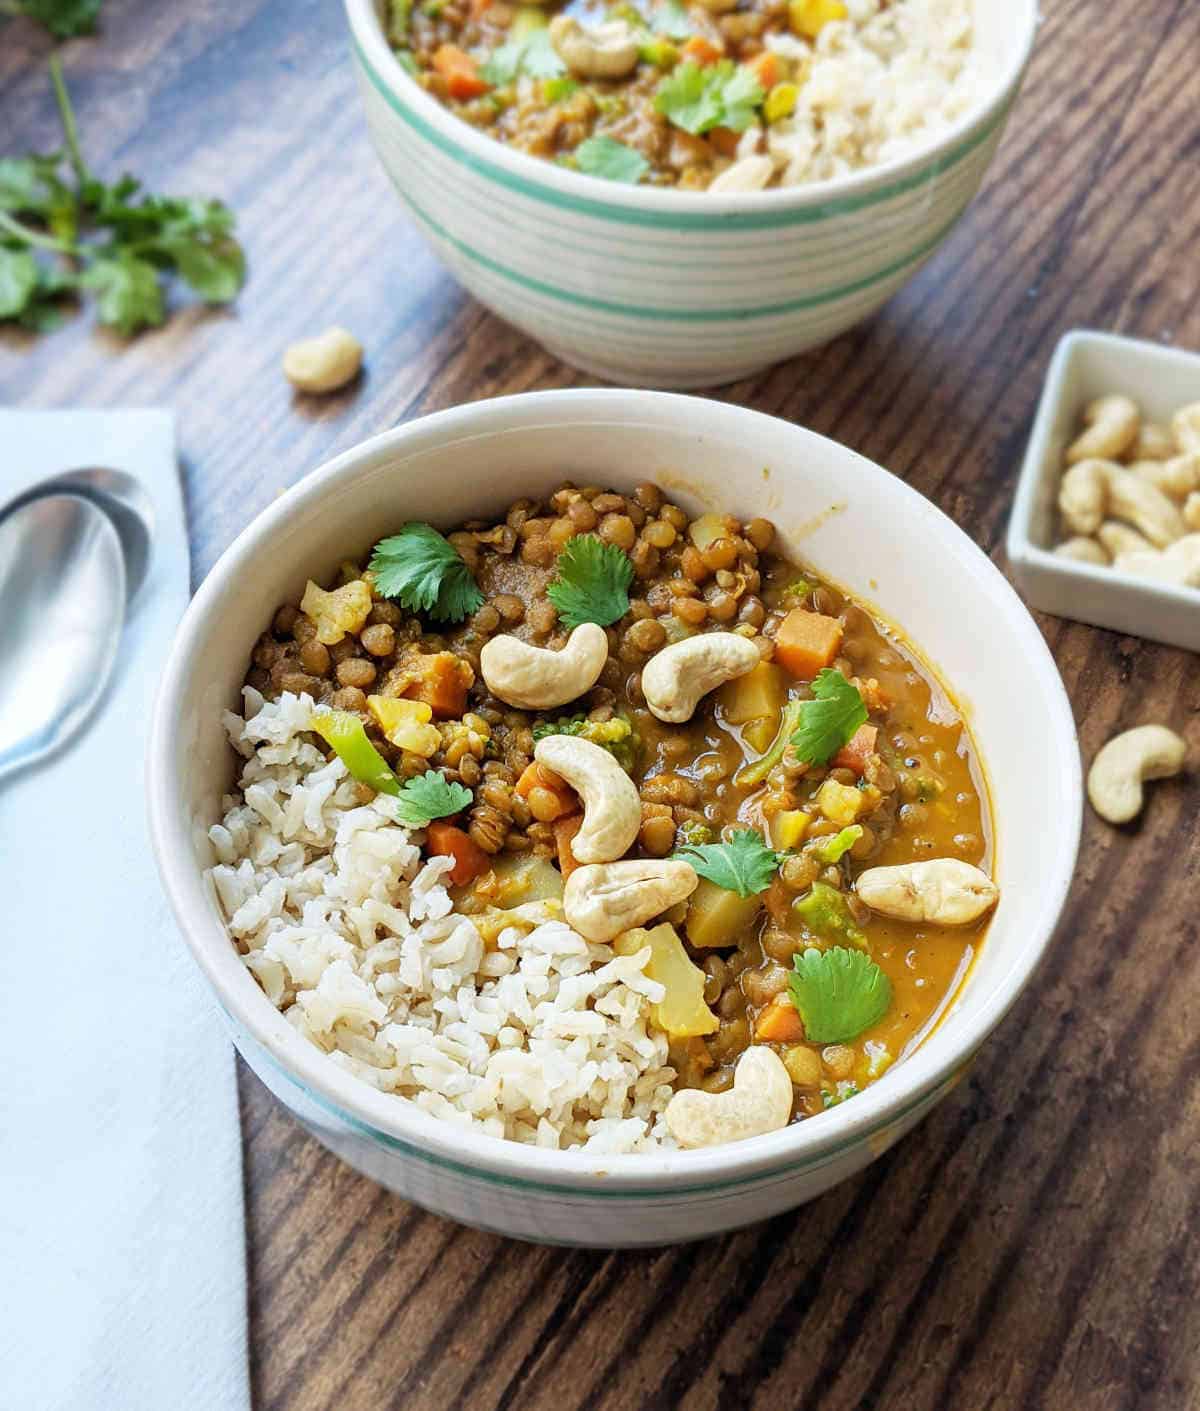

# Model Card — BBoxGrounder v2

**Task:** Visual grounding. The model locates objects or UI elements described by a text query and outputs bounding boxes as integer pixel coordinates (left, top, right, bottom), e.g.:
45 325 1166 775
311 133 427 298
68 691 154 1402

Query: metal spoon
0 468 154 602
0 494 126 783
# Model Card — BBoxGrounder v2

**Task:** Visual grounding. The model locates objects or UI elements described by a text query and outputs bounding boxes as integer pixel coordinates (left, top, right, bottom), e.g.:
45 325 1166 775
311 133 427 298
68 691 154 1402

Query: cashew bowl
149 390 1080 1246
343 0 1038 388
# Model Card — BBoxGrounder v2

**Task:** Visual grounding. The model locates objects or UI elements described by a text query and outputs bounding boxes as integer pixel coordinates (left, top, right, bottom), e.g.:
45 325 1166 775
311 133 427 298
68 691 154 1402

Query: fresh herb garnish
5 0 102 38
482 26 565 84
574 135 650 185
788 946 892 1045
654 59 764 136
0 55 245 333
368 522 484 623
394 770 473 828
546 533 634 629
790 669 868 766
675 828 780 898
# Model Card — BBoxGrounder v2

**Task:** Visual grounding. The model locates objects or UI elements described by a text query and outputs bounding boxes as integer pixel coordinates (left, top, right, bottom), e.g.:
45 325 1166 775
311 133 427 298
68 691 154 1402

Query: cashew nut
1059 460 1185 546
1066 396 1140 465
709 156 775 193
283 327 363 394
1185 492 1200 531
641 631 760 724
1130 422 1176 463
1172 403 1200 456
1054 536 1109 565
564 859 698 942
549 15 639 78
480 622 607 710
1130 455 1200 501
664 1046 793 1149
1113 534 1200 589
1097 520 1153 559
855 858 999 926
533 735 640 864
1087 724 1186 824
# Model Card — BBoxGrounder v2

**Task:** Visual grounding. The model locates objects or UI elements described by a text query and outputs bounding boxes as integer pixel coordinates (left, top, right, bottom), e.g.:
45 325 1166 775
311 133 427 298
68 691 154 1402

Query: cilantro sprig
4 0 101 38
0 48 245 333
574 135 650 186
675 828 780 898
654 60 764 136
788 946 892 1045
368 523 484 623
394 770 474 829
482 26 565 84
546 534 634 630
790 669 868 766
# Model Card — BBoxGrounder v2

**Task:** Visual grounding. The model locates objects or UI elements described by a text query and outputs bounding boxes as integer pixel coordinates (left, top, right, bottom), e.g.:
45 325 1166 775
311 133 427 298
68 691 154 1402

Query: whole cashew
1172 403 1200 456
855 858 999 926
664 1046 793 1149
1054 536 1109 565
709 156 775 193
1087 724 1186 824
1185 492 1200 531
283 327 363 394
549 15 639 78
480 622 607 710
1130 455 1200 501
1059 460 1185 546
1130 423 1176 463
533 735 640 863
1097 521 1153 559
641 631 760 724
564 859 698 942
1113 534 1200 589
1066 396 1140 465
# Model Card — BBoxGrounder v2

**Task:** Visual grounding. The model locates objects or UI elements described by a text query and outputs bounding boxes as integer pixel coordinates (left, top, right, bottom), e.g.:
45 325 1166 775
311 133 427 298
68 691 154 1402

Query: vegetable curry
245 479 994 1126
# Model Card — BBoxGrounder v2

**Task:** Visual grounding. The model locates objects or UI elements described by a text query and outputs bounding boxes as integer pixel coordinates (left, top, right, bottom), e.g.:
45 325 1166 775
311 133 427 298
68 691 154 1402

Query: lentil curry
241 479 996 1139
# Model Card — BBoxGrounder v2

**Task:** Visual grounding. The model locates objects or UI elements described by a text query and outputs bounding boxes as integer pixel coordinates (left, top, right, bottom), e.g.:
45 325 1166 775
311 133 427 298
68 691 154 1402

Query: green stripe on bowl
399 184 964 323
353 33 1010 234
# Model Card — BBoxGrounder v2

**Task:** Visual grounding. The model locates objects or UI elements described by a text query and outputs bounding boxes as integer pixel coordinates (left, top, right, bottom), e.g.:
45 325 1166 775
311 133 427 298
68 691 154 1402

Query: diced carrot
708 125 741 158
400 651 471 718
774 609 844 679
832 723 878 776
682 34 724 65
755 994 805 1043
426 821 490 886
432 44 490 100
515 762 577 819
744 51 780 91
553 813 584 879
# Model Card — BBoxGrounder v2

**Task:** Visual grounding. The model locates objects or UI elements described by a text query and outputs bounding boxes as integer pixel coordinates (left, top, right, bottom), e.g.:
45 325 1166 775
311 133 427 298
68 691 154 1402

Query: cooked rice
764 0 984 188
205 690 678 1152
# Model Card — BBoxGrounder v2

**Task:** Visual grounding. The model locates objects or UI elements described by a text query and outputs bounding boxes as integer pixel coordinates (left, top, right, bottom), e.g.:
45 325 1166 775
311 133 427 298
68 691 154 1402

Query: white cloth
0 412 249 1411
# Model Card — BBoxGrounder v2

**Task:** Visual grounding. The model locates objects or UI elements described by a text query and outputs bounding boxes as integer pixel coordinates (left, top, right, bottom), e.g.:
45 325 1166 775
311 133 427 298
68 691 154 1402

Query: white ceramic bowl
1007 329 1200 653
148 390 1081 1247
343 0 1038 388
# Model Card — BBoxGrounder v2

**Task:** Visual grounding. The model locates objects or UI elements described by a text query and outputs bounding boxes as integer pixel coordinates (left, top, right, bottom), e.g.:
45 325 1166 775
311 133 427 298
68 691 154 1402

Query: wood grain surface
4 2 1199 1407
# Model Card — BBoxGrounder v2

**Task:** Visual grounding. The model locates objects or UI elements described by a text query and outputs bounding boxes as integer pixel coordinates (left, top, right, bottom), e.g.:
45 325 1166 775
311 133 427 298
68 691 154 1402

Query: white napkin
0 412 249 1411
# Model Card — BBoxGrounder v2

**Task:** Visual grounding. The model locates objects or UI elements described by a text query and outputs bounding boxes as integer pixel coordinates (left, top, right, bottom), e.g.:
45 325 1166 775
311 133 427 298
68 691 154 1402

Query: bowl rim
148 388 1081 1194
342 0 1040 227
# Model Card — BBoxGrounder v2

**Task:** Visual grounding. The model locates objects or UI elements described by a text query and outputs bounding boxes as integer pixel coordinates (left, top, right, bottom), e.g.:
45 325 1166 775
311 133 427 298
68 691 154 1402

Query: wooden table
5 2 1199 1406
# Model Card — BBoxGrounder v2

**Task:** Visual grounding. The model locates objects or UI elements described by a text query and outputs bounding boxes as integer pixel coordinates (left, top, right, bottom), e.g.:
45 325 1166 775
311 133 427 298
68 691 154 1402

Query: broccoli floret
531 713 640 772
793 881 867 949
677 819 714 847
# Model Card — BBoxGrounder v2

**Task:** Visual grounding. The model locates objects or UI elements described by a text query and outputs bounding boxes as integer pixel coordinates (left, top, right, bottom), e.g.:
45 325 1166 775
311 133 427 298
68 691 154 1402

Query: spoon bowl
0 494 126 783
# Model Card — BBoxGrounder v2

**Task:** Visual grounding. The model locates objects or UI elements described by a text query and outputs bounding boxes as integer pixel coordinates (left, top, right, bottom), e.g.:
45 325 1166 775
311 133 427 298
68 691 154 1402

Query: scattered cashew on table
1087 725 1187 824
282 326 363 394
1052 393 1200 587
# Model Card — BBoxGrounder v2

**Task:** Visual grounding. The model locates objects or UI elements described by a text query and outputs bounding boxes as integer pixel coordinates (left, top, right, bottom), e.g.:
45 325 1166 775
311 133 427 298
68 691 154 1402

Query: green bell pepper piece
311 710 400 796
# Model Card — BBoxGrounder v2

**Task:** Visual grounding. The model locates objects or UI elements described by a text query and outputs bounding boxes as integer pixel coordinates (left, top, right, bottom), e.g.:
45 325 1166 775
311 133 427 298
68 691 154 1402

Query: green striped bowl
344 0 1037 387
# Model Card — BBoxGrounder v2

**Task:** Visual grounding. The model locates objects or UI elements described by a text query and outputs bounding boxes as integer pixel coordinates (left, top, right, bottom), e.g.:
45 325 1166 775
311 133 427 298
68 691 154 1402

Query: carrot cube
773 609 843 679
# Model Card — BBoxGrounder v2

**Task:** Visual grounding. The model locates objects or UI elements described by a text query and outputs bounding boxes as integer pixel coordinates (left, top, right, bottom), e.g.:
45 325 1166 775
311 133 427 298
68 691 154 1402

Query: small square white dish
1006 329 1200 653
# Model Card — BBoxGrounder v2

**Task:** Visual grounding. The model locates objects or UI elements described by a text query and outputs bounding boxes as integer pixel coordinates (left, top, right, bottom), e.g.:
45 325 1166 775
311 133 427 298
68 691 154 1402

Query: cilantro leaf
0 249 39 318
675 828 781 898
79 252 163 333
368 522 484 623
482 27 565 84
395 770 474 828
9 0 103 38
158 231 246 302
789 946 892 1045
790 669 867 765
654 60 764 136
574 135 649 185
546 533 634 629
